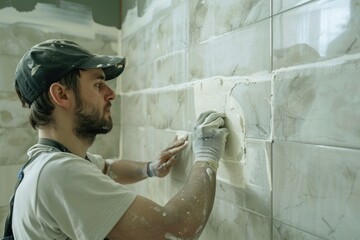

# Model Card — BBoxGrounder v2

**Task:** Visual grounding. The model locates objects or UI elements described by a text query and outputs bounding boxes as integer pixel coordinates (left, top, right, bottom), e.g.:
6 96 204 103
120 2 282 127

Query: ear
49 82 71 108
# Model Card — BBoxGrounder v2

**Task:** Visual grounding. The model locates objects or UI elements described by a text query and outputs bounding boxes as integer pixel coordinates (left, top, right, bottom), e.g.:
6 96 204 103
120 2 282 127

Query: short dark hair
27 69 81 129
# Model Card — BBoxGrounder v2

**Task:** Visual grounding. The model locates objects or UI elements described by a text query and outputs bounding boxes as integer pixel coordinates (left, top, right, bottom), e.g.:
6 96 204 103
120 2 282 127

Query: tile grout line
270 0 274 238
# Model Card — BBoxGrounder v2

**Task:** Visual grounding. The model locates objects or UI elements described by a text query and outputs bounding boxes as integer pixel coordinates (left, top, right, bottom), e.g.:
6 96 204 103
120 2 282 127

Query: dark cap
15 39 126 106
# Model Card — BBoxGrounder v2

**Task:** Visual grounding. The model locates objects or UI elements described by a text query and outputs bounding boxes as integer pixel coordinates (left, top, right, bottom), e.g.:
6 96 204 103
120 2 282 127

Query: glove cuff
194 159 219 173
147 162 155 177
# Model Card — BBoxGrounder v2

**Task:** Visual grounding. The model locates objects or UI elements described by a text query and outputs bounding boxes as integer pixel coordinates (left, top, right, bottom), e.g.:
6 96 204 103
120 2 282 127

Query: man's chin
101 125 112 132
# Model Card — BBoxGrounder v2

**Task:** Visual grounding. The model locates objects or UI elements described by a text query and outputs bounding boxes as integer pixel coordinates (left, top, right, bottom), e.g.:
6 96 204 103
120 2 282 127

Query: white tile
0 127 37 166
273 0 360 69
146 3 188 61
273 0 312 15
120 63 152 92
273 220 325 240
119 126 146 162
273 142 360 239
190 19 271 79
0 56 20 92
0 25 54 56
0 93 29 128
244 139 272 217
89 125 121 159
0 165 22 206
122 32 147 68
120 93 146 127
193 77 246 164
170 133 193 182
121 1 185 39
0 205 10 236
189 0 270 44
273 56 360 149
146 86 195 131
111 96 121 125
151 50 189 87
200 198 271 240
229 76 272 140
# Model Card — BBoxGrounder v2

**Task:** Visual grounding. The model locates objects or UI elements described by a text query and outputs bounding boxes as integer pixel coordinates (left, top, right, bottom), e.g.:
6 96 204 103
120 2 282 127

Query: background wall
120 0 360 239
0 0 359 239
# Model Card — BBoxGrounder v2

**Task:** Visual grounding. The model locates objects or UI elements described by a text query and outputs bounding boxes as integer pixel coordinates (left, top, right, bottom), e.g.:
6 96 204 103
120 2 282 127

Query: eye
95 82 104 89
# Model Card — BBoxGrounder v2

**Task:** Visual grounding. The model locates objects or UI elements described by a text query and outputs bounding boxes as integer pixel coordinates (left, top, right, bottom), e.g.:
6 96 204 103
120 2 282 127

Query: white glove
192 111 229 171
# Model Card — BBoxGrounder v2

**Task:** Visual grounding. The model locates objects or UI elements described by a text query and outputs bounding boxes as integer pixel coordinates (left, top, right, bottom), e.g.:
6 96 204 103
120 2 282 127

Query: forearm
106 160 148 184
107 161 217 240
163 161 216 238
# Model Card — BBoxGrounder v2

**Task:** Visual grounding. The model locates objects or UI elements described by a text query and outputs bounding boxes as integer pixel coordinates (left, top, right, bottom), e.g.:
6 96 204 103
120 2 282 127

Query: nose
105 84 116 101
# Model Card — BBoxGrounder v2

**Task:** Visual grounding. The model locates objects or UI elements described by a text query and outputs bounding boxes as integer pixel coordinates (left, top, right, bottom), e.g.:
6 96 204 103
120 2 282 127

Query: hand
148 136 188 178
192 111 229 166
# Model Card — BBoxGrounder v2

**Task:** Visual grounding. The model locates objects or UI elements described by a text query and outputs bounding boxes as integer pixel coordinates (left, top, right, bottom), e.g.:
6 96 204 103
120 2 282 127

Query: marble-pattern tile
144 128 186 163
121 0 187 39
122 31 147 69
244 139 272 217
273 141 360 239
273 0 313 15
120 63 152 92
200 198 271 240
189 19 271 79
0 55 20 92
119 126 146 161
0 127 37 166
0 205 9 236
110 95 121 125
151 50 189 88
88 125 121 159
0 25 59 56
0 93 29 128
0 24 118 57
141 176 170 206
273 56 360 149
229 75 272 140
170 132 193 182
146 3 188 61
273 220 327 240
121 3 188 91
146 86 195 131
189 0 270 44
216 180 246 210
273 0 360 69
192 77 246 167
120 93 146 127
0 164 22 206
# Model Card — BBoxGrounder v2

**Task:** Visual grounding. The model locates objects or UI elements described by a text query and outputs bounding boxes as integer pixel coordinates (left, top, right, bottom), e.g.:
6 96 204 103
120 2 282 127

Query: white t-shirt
13 143 137 240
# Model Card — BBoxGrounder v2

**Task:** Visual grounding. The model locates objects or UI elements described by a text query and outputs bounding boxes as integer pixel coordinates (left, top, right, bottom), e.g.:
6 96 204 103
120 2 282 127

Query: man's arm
107 162 215 239
105 137 188 184
107 111 229 240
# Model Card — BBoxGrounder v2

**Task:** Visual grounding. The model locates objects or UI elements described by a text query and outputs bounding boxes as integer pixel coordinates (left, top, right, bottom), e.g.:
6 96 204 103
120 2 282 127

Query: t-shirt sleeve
37 156 137 240
86 152 106 171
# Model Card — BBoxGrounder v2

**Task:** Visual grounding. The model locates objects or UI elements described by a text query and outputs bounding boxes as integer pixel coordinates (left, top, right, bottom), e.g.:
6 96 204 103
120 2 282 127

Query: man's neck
38 128 90 158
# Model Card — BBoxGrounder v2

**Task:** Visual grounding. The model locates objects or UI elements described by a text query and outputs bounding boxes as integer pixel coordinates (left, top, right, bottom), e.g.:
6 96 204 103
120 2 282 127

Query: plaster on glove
192 111 229 173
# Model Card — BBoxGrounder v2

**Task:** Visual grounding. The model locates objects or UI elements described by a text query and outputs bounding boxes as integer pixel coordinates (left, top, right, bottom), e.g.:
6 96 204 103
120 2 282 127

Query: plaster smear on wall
194 76 247 188
122 0 171 38
0 1 118 41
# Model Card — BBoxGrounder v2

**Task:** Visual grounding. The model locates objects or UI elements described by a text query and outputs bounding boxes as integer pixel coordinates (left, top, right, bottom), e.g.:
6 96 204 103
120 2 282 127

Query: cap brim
78 55 125 80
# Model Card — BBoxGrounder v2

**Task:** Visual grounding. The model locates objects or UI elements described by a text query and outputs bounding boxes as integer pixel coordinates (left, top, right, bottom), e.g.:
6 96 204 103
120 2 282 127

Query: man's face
72 69 115 141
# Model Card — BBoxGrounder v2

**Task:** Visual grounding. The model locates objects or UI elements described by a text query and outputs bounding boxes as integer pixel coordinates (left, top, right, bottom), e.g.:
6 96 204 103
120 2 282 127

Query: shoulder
39 152 103 182
86 152 105 171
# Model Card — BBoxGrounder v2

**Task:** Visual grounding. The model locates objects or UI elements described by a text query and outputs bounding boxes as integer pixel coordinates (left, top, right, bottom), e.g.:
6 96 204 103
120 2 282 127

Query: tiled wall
0 0 359 239
120 0 360 240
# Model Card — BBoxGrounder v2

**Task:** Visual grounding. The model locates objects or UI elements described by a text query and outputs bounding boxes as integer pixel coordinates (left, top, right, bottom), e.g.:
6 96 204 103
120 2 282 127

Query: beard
73 101 113 144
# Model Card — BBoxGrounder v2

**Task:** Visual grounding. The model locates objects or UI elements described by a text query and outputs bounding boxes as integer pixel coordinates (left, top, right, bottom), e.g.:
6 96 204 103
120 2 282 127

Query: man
11 39 229 239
